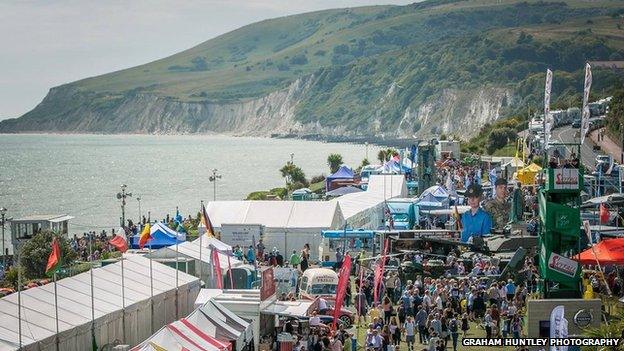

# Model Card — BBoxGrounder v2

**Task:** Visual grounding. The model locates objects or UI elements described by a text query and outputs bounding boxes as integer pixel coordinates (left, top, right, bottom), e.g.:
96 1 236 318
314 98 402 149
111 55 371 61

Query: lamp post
116 185 132 227
137 196 142 225
209 169 222 202
365 142 369 160
290 153 294 164
1 207 7 270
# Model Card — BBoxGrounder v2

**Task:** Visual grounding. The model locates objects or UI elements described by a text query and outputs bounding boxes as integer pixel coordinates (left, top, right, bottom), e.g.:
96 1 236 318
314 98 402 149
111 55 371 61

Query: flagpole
120 254 126 343
199 201 204 285
89 233 96 349
54 271 60 351
149 239 154 334
175 233 179 319
17 242 23 350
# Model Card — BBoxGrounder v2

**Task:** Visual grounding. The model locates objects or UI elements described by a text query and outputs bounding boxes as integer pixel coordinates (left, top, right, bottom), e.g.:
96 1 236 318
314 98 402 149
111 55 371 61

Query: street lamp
290 153 294 164
0 207 8 270
137 196 142 225
116 185 132 227
209 169 222 201
365 142 369 160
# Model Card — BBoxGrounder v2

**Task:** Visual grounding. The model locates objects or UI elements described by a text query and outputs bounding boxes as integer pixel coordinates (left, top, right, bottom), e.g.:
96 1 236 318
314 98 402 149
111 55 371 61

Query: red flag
333 254 352 329
46 237 61 275
373 238 389 305
201 203 215 237
212 248 223 289
600 203 609 224
109 227 129 253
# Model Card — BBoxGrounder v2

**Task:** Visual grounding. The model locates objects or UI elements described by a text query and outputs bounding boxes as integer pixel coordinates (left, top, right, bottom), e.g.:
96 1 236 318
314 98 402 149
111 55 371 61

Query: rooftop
12 214 73 222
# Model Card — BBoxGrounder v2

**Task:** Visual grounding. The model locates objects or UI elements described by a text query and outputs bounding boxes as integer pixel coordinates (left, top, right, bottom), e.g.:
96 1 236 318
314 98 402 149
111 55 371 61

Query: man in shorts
403 315 416 351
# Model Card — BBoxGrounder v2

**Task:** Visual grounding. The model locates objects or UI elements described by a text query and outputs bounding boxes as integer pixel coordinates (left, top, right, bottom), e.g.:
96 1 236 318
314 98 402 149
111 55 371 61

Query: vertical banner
580 63 592 144
544 68 553 148
211 248 223 289
373 238 389 305
550 305 568 351
333 254 352 329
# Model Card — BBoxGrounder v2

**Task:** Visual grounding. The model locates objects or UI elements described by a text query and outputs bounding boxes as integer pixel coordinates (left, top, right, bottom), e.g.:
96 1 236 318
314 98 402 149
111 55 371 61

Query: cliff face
0 78 512 140
0 76 314 135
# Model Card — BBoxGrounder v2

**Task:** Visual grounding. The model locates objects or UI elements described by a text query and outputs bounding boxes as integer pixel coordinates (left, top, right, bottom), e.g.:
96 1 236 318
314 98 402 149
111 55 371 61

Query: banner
211 248 223 289
373 238 389 305
544 68 553 148
333 254 352 329
550 305 568 351
580 63 592 144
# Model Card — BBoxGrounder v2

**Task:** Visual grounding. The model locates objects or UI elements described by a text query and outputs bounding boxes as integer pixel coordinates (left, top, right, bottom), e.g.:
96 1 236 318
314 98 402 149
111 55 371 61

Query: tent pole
149 240 154 334
121 255 126 343
54 271 60 351
89 233 96 349
199 201 204 285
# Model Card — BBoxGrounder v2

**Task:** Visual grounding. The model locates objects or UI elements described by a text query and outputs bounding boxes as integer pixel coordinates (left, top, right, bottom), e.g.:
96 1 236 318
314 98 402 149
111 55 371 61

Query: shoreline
0 131 418 148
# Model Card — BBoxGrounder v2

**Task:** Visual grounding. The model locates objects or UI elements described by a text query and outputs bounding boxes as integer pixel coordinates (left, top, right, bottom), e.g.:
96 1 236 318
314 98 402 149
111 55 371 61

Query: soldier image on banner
484 178 511 231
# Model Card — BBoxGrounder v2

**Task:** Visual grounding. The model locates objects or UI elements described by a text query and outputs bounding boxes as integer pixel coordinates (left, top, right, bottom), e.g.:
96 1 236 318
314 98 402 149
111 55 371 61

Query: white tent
132 321 227 351
0 255 200 351
333 174 407 228
186 299 253 351
148 240 243 287
203 201 344 259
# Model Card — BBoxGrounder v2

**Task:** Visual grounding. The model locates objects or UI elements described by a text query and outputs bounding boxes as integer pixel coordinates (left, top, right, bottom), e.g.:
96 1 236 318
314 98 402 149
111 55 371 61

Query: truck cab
298 268 338 300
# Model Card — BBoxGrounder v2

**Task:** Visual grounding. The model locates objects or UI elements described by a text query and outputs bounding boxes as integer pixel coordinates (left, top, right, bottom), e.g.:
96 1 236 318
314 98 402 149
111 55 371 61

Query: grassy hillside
4 0 624 137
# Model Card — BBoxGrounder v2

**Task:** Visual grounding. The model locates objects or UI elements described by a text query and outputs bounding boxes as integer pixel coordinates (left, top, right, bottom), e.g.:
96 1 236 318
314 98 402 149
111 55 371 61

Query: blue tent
131 222 185 249
326 165 355 191
417 185 450 210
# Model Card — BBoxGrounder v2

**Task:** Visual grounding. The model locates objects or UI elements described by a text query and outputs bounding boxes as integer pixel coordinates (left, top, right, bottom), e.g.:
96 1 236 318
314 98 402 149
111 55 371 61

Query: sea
0 134 380 254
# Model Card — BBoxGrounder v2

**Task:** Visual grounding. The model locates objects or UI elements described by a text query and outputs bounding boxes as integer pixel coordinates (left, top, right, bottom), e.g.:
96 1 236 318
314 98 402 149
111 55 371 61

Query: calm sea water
0 134 380 253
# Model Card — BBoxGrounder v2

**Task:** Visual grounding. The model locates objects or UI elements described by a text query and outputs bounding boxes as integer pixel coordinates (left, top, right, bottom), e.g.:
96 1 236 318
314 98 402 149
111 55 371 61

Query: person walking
448 314 460 351
403 316 416 351
415 305 428 344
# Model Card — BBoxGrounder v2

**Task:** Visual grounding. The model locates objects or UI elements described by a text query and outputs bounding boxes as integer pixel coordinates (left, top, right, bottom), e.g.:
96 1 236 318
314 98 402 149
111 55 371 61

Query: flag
109 227 129 253
373 238 389 305
599 203 609 224
489 168 497 198
201 203 215 237
580 63 592 144
46 237 61 275
409 144 417 164
544 68 553 148
211 247 223 289
550 305 568 351
333 254 352 329
138 223 152 249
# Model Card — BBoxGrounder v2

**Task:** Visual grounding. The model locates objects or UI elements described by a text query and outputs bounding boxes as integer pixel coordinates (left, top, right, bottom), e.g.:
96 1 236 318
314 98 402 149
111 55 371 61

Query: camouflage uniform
483 197 511 230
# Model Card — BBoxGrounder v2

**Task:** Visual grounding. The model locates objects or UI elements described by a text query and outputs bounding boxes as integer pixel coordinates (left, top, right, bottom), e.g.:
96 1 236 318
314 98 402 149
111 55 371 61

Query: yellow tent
515 162 542 185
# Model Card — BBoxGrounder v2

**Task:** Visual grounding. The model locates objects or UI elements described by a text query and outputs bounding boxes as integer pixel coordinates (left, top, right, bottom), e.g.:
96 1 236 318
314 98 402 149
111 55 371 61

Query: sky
0 0 415 120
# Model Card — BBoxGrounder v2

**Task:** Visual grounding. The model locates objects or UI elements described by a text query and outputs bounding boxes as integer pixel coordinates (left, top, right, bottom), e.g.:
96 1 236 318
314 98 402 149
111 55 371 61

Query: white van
298 268 338 300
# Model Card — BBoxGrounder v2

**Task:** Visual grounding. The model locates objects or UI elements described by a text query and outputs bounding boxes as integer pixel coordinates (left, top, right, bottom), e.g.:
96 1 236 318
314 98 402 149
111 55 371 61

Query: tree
20 230 76 279
486 127 516 154
280 162 307 187
377 150 386 163
378 148 399 163
327 153 343 173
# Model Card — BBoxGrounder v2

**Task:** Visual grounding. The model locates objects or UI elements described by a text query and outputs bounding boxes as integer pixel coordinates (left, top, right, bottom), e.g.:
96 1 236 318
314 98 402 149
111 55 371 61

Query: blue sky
0 0 415 120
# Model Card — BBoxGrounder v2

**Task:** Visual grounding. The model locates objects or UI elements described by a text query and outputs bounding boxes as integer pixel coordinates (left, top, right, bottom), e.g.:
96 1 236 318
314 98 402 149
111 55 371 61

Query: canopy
186 300 252 351
131 222 186 249
515 162 542 185
574 238 624 265
582 193 624 208
292 188 312 195
194 236 233 255
419 185 449 201
326 186 363 197
417 185 449 210
502 157 525 168
326 165 355 191
132 320 228 351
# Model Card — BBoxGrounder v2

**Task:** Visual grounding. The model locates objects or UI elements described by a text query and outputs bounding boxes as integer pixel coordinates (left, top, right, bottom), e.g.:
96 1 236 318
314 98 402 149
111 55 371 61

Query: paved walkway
590 128 623 163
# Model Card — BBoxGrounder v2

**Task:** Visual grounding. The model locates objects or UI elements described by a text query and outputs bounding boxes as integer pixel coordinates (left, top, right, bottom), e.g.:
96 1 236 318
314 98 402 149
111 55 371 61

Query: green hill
2 0 624 138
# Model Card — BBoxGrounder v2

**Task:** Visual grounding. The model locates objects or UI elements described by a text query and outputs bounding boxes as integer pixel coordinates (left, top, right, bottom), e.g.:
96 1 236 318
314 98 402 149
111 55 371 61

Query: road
551 125 597 169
